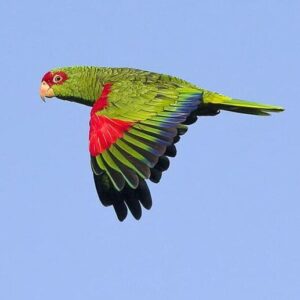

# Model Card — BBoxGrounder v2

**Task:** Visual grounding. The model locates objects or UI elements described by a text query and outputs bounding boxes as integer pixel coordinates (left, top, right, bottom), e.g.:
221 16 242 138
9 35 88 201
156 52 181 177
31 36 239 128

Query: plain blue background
0 1 299 299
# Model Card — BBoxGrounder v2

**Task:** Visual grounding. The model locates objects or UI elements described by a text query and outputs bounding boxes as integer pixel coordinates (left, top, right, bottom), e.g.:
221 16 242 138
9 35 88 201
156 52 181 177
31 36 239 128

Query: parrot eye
53 74 63 83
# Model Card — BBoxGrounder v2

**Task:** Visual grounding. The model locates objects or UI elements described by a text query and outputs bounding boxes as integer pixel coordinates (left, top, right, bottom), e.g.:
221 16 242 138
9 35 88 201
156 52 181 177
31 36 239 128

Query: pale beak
40 81 54 102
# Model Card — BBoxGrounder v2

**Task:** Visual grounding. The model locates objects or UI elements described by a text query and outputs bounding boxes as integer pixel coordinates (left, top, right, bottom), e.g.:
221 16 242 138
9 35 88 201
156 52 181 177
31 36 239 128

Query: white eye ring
53 74 62 83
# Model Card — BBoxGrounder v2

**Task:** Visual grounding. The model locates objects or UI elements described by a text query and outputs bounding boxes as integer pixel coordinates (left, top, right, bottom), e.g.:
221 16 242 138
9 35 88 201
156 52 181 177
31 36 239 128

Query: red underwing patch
89 83 134 156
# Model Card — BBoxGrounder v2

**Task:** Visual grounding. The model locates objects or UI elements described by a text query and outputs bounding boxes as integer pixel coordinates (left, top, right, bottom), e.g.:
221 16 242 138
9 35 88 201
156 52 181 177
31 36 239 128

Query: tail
202 91 284 116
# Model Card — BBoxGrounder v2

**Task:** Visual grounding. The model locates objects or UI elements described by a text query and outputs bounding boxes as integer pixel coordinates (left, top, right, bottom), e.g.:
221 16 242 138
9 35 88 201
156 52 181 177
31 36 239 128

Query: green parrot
40 66 284 221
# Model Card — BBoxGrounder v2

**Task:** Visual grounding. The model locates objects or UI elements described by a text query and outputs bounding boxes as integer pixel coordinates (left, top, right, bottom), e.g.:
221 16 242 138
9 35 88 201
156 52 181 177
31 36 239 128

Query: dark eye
53 74 63 83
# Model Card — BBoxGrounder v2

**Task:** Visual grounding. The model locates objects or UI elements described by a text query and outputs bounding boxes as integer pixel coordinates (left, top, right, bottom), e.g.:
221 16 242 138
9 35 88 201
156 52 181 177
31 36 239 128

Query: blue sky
0 0 299 299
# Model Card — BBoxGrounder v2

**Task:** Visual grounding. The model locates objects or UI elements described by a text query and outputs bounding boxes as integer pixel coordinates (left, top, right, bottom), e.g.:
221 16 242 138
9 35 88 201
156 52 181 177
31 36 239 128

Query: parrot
39 66 284 221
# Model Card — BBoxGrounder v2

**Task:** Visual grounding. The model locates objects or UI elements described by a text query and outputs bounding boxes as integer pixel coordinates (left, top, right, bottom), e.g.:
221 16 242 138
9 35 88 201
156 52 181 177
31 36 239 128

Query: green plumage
43 66 284 221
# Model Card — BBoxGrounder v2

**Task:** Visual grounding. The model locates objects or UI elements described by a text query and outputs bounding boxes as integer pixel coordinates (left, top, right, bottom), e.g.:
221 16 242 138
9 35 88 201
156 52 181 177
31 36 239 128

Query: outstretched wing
89 78 204 220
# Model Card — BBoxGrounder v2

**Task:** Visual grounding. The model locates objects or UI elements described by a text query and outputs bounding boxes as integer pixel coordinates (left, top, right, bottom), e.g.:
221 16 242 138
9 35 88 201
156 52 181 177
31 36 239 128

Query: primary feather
40 66 284 221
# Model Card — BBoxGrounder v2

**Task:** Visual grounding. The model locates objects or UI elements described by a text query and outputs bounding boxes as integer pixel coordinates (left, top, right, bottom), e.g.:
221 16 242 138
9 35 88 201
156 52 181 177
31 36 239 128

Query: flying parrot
39 66 284 221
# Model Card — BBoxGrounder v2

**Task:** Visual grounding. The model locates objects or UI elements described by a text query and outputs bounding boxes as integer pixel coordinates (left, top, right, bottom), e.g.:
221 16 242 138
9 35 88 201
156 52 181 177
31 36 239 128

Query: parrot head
39 66 101 106
40 70 68 100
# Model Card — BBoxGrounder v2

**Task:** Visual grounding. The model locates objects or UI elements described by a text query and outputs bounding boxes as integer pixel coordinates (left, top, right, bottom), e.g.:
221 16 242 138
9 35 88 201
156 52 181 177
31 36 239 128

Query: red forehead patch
41 71 68 86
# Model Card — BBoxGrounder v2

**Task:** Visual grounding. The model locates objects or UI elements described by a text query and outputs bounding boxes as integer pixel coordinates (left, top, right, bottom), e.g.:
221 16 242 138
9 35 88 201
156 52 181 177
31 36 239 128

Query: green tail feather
203 91 284 116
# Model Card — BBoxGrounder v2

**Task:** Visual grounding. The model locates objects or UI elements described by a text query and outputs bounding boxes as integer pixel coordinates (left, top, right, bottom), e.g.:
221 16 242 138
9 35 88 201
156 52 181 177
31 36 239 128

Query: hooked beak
40 81 54 102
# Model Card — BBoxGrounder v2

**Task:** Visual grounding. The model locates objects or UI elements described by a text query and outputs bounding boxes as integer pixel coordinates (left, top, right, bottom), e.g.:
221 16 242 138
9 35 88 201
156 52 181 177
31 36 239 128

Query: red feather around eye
41 71 68 86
